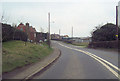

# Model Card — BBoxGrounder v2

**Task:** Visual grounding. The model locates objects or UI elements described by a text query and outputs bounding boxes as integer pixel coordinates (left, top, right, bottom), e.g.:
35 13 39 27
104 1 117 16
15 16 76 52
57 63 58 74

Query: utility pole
116 6 119 41
72 26 73 38
41 27 42 32
59 29 60 35
48 12 50 48
59 29 60 40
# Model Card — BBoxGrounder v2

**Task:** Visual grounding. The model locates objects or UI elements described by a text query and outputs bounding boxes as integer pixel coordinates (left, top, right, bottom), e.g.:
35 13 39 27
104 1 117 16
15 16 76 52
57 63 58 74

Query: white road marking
87 52 120 71
58 43 120 79
90 55 119 78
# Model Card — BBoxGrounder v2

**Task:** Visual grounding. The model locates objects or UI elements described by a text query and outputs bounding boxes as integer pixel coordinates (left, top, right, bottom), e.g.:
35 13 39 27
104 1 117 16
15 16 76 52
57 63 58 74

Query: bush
2 23 28 42
91 23 120 42
89 23 119 49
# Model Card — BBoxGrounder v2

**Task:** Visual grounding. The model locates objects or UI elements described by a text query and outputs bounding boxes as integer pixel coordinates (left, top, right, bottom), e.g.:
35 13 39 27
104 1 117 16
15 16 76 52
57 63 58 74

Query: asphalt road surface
33 41 119 79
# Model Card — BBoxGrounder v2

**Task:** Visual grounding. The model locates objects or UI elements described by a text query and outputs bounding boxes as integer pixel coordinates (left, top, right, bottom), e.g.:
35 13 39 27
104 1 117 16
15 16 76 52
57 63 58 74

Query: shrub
2 23 28 42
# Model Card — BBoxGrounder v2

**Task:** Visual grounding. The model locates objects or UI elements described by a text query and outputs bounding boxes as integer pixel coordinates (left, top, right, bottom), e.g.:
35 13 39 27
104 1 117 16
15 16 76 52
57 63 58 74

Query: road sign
116 35 118 38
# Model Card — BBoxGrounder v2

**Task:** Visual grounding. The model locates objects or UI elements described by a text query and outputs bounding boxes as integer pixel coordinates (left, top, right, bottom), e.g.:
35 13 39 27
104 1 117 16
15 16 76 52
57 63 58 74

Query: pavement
32 41 119 79
2 46 61 79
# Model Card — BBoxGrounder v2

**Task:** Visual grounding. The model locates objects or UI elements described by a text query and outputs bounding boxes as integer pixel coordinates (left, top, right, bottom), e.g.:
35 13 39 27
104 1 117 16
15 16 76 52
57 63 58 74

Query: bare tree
1 11 10 23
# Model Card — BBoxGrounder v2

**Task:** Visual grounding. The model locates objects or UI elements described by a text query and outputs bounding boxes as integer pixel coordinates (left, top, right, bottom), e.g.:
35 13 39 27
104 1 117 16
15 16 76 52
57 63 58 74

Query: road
32 41 119 79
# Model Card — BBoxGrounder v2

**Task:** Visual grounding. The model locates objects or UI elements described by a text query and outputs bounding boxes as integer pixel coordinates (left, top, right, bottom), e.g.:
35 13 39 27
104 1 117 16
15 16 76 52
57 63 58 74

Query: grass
71 42 89 48
62 41 89 48
2 41 53 73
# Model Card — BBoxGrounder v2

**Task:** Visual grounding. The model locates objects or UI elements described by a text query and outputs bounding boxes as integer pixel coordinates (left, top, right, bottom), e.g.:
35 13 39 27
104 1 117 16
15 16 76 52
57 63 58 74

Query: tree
91 23 120 42
2 23 28 42
1 11 10 24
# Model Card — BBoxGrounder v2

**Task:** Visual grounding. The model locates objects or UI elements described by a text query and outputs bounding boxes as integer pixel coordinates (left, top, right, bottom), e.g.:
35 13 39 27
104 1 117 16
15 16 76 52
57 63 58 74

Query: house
36 32 48 43
17 23 36 42
17 23 26 32
62 35 69 38
51 34 60 40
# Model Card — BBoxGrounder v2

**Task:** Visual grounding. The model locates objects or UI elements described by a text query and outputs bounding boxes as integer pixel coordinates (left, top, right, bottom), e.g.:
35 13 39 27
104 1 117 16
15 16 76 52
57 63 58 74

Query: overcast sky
0 0 120 37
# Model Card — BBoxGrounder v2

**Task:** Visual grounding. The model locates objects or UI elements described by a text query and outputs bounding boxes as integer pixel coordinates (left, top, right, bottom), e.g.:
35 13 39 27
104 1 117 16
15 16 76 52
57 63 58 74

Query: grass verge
72 42 88 47
2 41 53 73
62 41 89 48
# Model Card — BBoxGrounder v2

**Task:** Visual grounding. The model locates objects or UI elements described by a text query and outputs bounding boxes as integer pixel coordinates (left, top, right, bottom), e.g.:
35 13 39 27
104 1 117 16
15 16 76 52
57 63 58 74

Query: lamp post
48 12 50 48
47 12 55 48
72 26 73 41
59 29 60 40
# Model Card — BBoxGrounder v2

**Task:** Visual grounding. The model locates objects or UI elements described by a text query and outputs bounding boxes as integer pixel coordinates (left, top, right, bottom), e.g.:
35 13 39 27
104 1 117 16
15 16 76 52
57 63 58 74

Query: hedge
2 23 28 42
88 40 119 49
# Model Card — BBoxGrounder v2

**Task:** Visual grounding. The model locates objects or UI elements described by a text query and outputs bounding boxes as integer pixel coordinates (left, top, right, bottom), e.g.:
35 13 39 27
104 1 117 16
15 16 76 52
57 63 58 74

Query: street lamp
48 12 50 48
48 12 55 48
